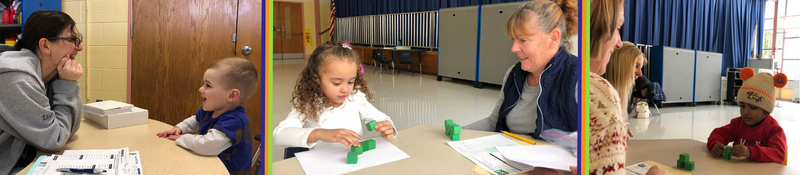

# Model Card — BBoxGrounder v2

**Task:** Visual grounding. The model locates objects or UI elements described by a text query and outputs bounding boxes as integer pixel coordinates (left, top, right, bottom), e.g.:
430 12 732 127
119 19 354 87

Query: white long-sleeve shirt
174 116 232 156
273 91 398 150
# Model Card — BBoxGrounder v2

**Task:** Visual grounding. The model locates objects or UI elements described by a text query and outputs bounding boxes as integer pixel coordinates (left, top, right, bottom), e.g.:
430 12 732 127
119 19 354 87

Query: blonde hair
292 42 374 122
604 41 646 111
590 0 624 58
208 57 260 105
505 0 578 51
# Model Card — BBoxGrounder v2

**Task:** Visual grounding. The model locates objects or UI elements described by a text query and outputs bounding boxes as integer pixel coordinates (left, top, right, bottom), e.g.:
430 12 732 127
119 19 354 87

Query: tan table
273 125 550 175
17 119 228 175
627 139 798 174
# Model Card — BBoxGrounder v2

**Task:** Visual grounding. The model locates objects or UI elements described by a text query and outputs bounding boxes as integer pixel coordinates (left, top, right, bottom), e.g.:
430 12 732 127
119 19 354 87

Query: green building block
359 139 376 151
350 145 363 155
679 153 690 162
684 161 695 171
359 141 370 151
445 120 455 136
450 134 460 141
366 120 378 131
367 139 376 150
723 145 734 159
347 152 358 164
451 124 461 135
677 160 685 168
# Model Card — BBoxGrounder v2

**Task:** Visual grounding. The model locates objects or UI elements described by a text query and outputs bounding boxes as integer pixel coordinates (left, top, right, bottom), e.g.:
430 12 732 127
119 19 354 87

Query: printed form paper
28 148 143 175
496 145 577 171
447 134 534 175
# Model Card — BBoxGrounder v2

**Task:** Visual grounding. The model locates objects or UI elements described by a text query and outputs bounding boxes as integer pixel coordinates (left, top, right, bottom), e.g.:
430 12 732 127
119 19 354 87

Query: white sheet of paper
496 145 577 171
626 162 652 175
27 156 52 175
295 137 410 175
625 162 676 175
35 148 128 175
447 134 534 175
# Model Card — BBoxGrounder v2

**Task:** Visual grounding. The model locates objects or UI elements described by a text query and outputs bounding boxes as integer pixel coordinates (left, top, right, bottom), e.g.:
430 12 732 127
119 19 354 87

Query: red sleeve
707 118 739 151
748 127 787 164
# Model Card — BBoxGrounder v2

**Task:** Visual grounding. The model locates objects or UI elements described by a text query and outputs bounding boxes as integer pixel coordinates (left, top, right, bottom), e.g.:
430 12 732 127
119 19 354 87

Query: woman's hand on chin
57 55 83 81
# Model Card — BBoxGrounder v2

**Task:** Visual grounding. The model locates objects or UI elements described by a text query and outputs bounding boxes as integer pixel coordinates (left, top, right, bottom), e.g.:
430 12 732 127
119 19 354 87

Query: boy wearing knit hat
707 67 788 164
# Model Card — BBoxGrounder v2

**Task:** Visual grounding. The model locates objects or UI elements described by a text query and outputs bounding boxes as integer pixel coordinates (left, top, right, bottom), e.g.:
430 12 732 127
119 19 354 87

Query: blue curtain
621 0 766 75
337 0 525 17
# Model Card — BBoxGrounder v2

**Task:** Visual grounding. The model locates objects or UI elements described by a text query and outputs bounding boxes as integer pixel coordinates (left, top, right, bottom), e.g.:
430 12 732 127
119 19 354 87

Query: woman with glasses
0 10 84 175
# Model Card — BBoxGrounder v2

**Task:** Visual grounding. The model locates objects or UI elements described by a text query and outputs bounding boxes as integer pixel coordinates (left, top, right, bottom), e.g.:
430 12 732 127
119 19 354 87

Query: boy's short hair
209 57 259 104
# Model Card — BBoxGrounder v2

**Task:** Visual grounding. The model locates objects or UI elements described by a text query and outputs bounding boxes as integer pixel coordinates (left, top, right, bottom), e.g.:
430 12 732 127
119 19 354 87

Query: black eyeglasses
48 35 82 47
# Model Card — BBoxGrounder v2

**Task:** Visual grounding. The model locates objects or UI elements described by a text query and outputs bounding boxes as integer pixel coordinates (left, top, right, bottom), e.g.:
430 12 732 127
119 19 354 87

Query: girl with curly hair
273 42 397 150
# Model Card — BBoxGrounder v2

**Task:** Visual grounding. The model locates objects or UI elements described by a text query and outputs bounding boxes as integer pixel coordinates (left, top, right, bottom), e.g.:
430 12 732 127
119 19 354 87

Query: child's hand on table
310 129 363 147
157 127 182 138
166 134 183 141
373 120 395 138
710 142 725 158
645 165 667 175
731 144 751 159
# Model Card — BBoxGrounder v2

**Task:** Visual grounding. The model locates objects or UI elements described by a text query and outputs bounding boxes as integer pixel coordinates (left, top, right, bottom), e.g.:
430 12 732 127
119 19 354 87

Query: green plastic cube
450 134 460 141
350 145 363 155
367 139 376 150
347 152 358 164
445 120 455 136
684 161 694 171
366 120 378 131
724 145 735 158
359 139 376 151
445 119 454 127
451 124 461 135
679 153 690 162
677 160 685 168
359 141 370 151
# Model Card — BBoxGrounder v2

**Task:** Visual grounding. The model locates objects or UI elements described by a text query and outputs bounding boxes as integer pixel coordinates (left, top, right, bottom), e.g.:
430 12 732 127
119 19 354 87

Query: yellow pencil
502 131 536 145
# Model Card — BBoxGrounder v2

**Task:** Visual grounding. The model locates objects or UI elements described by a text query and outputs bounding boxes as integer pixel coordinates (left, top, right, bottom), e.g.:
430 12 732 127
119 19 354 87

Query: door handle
242 46 252 55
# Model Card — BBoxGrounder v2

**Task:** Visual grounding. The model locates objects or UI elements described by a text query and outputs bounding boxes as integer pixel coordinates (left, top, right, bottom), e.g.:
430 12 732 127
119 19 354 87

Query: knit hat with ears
736 67 788 113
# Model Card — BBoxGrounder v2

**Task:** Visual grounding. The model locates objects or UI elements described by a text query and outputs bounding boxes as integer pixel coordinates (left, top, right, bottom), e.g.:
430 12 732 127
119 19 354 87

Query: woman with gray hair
465 0 579 140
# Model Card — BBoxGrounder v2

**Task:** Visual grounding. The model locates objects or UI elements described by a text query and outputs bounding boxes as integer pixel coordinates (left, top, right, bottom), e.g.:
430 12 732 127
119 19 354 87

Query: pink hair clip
342 42 352 49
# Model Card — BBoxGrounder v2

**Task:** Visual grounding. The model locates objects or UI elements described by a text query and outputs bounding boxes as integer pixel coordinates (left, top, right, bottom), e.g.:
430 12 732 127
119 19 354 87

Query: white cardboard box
83 100 133 116
85 107 149 129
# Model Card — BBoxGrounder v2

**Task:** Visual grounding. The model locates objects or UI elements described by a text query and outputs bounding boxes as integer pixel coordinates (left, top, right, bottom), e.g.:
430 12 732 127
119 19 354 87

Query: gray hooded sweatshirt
0 49 81 174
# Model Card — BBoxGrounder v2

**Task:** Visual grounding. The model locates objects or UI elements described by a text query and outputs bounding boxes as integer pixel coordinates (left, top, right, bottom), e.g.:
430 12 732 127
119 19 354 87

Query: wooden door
272 2 283 60
276 2 305 59
235 0 263 161
132 0 237 126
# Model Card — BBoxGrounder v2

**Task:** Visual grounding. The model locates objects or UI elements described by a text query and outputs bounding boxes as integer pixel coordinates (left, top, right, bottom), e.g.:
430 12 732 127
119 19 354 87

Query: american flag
329 0 336 37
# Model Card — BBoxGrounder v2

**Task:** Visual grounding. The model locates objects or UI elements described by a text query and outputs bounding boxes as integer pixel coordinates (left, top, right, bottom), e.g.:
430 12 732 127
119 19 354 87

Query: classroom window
783 60 800 80
763 0 800 80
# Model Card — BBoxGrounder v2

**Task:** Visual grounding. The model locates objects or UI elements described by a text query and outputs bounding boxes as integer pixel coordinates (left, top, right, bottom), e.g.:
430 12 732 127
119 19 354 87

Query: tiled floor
271 59 800 169
271 59 503 162
627 100 800 169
